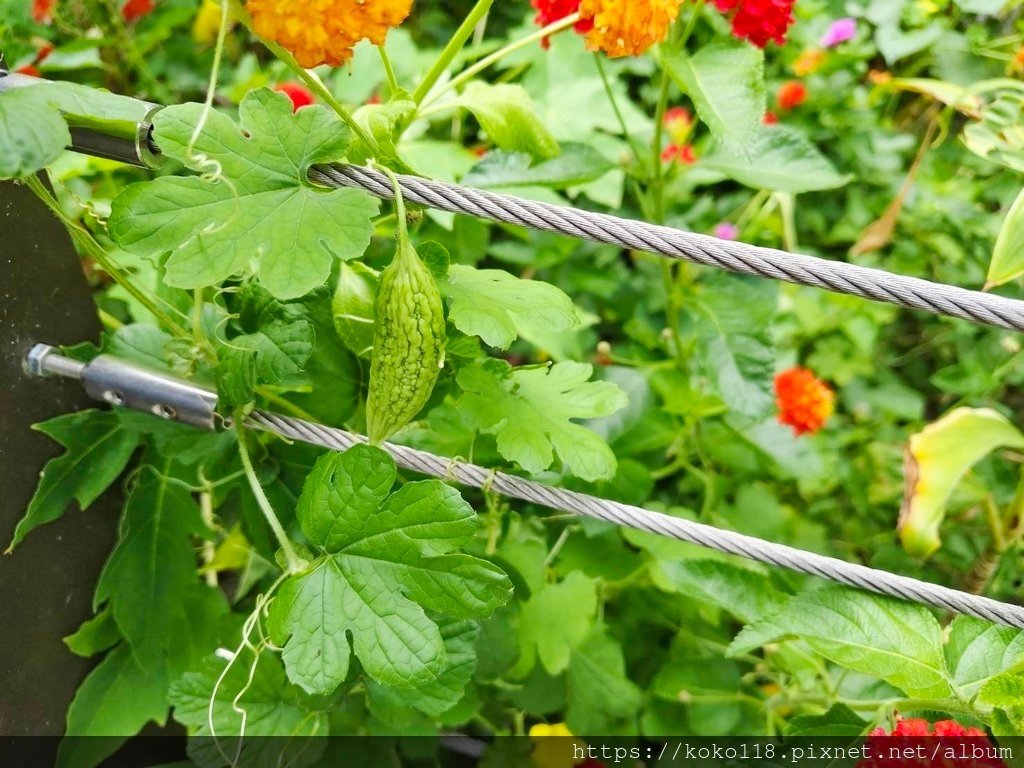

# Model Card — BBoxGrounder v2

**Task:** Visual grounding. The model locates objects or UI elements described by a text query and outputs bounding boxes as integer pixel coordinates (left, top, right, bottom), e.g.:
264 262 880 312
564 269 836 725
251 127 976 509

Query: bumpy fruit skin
365 239 446 444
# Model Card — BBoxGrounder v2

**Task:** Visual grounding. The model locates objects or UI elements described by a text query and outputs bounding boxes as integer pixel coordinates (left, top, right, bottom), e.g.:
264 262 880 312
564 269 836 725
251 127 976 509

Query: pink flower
714 222 739 240
821 17 856 48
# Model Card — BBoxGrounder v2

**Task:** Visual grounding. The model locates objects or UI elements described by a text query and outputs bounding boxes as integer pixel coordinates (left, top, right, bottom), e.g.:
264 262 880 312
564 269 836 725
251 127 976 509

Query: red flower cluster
274 83 316 112
32 0 55 23
711 0 796 48
531 0 593 47
857 718 1003 768
661 143 696 164
774 366 833 436
122 0 154 22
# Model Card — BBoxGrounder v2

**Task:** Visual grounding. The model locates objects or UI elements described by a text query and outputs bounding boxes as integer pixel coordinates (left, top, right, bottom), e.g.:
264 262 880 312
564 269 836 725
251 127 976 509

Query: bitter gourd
365 172 446 444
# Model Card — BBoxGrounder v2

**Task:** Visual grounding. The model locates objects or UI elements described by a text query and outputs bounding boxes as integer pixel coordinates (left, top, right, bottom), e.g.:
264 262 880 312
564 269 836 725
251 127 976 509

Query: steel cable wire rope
309 163 1024 333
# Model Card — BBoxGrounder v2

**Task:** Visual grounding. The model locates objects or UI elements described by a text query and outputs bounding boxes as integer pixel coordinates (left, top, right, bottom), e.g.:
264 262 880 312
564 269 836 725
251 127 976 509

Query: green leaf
64 608 121 658
729 586 954 699
784 704 868 737
56 644 169 768
169 650 327 766
461 144 614 189
457 360 627 481
900 407 1024 558
0 86 70 179
348 98 417 169
95 465 207 666
517 571 597 676
367 618 481 719
988 187 1024 288
231 299 315 385
662 42 766 152
109 88 379 299
267 445 512 695
945 616 1024 697
442 265 580 349
566 627 641 733
689 273 778 420
448 83 560 159
702 126 851 194
7 409 140 551
332 261 379 358
655 560 789 623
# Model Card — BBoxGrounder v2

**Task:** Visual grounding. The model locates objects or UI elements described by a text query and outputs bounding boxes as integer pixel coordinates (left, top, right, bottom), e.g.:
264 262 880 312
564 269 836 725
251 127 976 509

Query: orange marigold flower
579 0 684 58
774 367 833 436
246 0 413 68
274 83 316 112
792 48 825 76
776 80 807 110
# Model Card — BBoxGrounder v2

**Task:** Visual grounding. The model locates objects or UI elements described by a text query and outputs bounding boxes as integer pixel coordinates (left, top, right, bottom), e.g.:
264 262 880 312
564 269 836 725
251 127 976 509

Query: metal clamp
26 344 220 430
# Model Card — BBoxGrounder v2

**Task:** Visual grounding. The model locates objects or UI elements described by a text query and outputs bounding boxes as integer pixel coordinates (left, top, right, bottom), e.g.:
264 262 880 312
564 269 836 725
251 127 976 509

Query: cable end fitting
24 344 86 380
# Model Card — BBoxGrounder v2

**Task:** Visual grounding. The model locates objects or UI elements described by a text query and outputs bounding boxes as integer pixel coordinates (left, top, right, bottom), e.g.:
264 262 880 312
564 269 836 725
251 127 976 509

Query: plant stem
425 13 581 107
236 419 302 573
377 45 400 95
593 53 643 163
25 174 189 337
412 0 494 105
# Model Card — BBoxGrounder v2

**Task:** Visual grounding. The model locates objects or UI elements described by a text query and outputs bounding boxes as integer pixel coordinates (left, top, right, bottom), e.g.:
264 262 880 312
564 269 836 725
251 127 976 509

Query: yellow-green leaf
899 407 1024 558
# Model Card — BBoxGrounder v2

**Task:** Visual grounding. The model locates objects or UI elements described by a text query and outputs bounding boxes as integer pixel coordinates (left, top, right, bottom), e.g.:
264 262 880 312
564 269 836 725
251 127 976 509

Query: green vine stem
422 12 582 107
24 174 190 337
235 417 303 573
378 45 401 95
411 0 494 105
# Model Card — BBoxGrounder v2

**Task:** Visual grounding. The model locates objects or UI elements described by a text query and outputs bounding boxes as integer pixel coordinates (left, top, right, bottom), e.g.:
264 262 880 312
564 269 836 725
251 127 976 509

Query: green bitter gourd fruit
365 171 446 444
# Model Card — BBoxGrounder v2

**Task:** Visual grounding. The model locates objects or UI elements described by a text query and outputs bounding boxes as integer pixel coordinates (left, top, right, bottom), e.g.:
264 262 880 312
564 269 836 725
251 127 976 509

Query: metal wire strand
246 409 1024 631
308 163 1024 334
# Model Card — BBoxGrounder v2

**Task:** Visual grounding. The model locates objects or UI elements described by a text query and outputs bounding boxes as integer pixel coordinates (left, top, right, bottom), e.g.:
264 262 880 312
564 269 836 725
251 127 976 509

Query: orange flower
775 367 833 436
579 0 684 58
776 80 806 110
122 0 154 22
792 48 825 76
868 69 892 85
663 106 694 144
246 0 413 68
763 110 778 124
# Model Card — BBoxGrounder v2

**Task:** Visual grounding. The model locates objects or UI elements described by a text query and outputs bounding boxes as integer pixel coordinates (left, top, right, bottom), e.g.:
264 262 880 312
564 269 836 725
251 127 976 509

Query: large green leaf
566 627 641 733
457 360 627 481
94 465 207 665
0 86 70 179
662 42 765 152
729 585 954 699
945 616 1024 697
516 571 597 676
987 186 1024 288
655 559 789 624
702 126 851 194
267 445 511 695
56 645 170 768
442 265 580 349
899 407 1024 558
169 650 327 767
446 83 559 159
689 272 778 421
7 409 140 551
109 88 379 299
461 144 614 189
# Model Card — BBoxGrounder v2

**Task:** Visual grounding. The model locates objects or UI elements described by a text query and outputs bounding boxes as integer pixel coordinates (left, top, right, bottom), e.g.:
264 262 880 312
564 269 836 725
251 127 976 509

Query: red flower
776 80 807 110
774 367 833 436
122 0 154 22
15 64 41 77
663 106 695 144
858 718 1001 768
711 0 796 48
661 143 696 165
531 0 593 47
274 83 316 112
763 110 779 124
32 0 56 23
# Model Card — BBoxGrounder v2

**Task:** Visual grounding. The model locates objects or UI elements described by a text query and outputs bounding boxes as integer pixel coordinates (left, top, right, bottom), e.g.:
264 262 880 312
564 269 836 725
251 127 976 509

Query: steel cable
309 163 1024 334
246 408 1024 630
